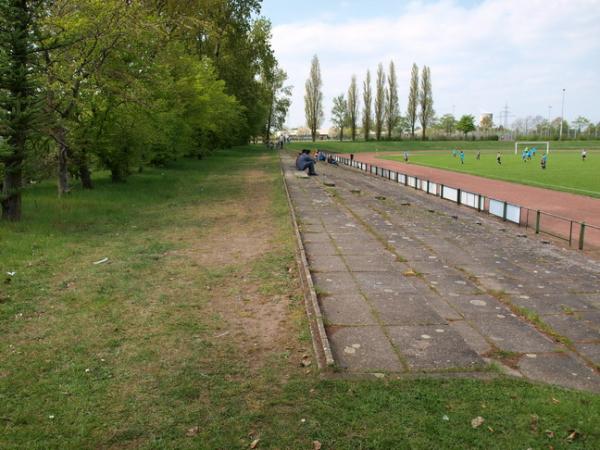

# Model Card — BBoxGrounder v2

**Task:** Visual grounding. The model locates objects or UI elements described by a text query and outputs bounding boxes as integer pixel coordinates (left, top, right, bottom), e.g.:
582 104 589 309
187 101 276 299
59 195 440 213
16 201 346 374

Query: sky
261 0 600 129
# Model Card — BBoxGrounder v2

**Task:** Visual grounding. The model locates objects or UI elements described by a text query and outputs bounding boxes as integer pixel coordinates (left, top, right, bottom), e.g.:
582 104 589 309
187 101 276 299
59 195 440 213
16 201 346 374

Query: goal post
514 141 550 155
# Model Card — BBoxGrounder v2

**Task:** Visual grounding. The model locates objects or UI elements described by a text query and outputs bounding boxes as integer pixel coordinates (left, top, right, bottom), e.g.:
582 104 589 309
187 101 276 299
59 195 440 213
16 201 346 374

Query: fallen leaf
250 438 260 448
566 430 580 441
403 270 417 277
313 441 322 450
487 426 494 433
545 430 555 438
186 426 199 437
530 414 539 433
471 416 485 428
551 397 560 404
93 258 109 265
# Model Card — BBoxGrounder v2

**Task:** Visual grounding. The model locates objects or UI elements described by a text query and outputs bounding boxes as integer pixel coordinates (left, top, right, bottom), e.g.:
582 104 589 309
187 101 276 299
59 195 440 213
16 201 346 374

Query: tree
384 60 399 140
374 63 385 141
304 55 323 142
347 75 359 141
479 115 494 134
263 66 292 143
0 0 42 220
572 116 590 137
418 65 433 140
407 63 419 139
439 114 456 135
456 115 476 138
362 70 372 141
331 94 348 141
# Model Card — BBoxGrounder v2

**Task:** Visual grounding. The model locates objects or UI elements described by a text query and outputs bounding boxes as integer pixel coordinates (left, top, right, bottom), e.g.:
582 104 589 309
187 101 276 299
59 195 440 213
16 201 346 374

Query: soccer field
383 149 600 198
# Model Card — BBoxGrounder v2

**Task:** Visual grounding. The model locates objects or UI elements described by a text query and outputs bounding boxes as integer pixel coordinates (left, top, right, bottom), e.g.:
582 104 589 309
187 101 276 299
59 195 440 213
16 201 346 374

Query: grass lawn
288 141 600 197
2 146 600 449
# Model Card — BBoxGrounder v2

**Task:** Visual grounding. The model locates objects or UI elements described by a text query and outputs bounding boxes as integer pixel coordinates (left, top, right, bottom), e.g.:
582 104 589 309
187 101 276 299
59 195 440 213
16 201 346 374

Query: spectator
297 149 318 175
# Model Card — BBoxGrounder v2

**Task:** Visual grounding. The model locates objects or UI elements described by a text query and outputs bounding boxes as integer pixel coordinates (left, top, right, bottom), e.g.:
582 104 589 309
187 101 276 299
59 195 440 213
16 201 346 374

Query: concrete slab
469 313 557 353
307 254 348 273
519 353 600 392
443 295 513 318
303 240 338 257
543 314 600 342
574 343 600 366
368 293 446 326
449 320 493 355
353 272 419 295
343 253 399 272
387 325 484 371
511 294 592 316
319 293 378 326
312 272 358 295
328 326 404 372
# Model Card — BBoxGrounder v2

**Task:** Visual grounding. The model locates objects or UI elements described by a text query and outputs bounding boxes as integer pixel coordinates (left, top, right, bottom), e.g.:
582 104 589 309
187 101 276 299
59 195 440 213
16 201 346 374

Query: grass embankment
2 146 600 449
289 141 600 197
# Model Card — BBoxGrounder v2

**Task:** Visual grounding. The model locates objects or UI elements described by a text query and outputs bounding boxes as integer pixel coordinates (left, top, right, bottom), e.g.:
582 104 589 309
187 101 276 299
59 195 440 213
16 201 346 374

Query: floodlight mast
559 88 566 140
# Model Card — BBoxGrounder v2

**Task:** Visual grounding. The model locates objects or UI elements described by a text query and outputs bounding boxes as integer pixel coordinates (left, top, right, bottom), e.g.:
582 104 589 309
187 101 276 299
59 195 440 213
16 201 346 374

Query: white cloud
271 0 600 128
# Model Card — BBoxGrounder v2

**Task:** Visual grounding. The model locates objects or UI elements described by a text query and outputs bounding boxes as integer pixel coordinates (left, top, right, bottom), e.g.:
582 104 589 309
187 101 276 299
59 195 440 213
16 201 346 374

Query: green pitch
287 140 600 198
383 149 600 198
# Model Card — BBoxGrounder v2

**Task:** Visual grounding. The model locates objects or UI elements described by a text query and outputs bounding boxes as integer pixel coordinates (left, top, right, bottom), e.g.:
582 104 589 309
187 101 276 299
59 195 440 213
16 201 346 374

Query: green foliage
1 0 280 209
456 114 476 136
331 93 349 140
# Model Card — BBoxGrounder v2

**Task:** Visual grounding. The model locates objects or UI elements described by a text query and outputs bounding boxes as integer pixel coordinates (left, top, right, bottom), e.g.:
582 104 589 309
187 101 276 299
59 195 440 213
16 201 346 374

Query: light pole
559 88 565 140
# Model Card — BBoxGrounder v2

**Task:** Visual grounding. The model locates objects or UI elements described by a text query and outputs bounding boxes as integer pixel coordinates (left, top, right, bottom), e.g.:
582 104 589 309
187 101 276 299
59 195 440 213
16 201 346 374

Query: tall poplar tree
304 55 323 142
347 75 359 141
385 60 399 139
419 65 433 140
407 63 419 139
362 70 372 141
374 63 385 141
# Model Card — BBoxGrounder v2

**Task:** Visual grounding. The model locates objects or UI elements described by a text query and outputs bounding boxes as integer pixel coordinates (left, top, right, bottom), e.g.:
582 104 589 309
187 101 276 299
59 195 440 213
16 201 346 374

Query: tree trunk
1 159 23 221
54 126 71 196
422 126 426 140
340 126 344 141
111 166 126 183
58 144 70 196
79 162 93 189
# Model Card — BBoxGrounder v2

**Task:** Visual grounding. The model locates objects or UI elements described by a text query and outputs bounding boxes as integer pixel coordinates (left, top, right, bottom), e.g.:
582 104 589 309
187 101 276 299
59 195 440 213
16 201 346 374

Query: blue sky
261 0 600 129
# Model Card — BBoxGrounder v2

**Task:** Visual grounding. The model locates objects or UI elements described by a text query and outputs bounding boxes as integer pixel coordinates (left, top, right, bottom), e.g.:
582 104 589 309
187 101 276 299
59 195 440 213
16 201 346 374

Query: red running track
349 152 600 249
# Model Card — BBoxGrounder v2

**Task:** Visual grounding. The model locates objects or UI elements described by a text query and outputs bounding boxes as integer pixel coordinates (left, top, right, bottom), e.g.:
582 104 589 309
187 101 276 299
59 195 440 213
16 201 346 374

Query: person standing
540 153 547 169
582 149 587 161
496 152 502 165
459 150 465 164
476 151 481 160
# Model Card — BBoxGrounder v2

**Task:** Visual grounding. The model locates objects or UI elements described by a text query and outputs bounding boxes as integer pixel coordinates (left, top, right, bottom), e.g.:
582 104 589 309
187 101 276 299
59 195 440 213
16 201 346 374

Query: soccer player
582 149 587 161
496 152 502 165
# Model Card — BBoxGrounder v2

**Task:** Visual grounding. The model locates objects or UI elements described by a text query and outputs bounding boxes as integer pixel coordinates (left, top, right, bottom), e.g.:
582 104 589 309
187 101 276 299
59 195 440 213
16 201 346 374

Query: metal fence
330 154 599 251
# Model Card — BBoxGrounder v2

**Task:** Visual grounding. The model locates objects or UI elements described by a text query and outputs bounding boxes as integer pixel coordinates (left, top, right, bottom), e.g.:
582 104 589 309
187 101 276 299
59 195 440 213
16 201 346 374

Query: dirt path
350 152 600 248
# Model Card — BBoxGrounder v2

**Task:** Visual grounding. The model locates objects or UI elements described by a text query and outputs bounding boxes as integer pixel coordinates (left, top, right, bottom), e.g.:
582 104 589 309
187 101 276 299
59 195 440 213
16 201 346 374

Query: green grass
288 140 600 197
383 150 600 197
2 146 600 449
289 139 600 153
